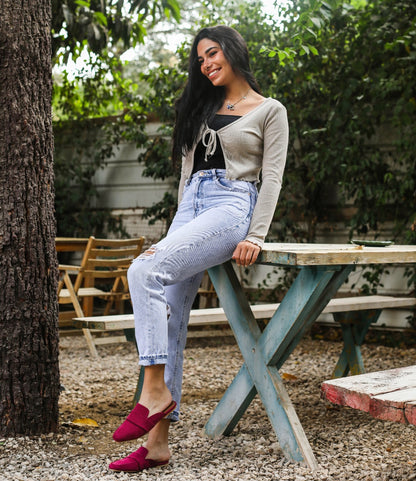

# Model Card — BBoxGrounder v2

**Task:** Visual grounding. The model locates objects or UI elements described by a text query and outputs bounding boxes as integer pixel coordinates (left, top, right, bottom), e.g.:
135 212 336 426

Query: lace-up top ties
181 98 289 248
201 127 217 162
192 115 240 175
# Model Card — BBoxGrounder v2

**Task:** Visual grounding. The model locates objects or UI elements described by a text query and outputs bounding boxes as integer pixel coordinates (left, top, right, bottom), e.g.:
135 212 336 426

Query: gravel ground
1 332 416 481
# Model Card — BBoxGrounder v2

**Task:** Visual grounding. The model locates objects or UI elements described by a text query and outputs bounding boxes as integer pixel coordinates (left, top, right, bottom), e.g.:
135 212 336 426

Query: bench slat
93 335 128 345
371 388 416 423
321 365 416 425
321 295 416 312
72 295 416 331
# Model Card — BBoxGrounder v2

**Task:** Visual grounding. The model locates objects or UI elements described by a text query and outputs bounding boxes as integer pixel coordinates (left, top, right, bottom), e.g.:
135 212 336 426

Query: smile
208 69 220 78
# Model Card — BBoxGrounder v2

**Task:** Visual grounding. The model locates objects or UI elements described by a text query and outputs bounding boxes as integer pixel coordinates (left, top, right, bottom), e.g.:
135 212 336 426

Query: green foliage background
53 0 416 291
135 0 416 243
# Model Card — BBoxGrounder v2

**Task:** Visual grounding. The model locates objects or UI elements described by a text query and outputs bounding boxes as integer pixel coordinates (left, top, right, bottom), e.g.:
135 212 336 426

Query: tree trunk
0 0 59 435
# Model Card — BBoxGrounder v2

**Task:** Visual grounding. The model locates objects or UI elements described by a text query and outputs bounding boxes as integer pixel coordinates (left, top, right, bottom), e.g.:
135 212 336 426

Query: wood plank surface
405 401 416 425
259 243 416 266
56 237 89 252
322 295 416 312
370 387 416 423
72 295 416 330
321 365 416 425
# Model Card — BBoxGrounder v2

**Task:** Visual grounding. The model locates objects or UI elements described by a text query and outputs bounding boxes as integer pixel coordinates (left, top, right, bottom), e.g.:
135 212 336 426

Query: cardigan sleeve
244 101 288 248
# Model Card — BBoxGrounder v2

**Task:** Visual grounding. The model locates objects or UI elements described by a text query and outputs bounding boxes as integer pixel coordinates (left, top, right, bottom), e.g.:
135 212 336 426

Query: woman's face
197 38 236 87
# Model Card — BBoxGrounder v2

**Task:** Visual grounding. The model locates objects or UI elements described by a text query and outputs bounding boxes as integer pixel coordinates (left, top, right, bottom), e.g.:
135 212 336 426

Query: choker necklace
226 90 250 111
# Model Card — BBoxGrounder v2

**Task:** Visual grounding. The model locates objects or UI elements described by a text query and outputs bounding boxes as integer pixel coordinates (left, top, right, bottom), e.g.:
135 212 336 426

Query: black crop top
192 114 241 174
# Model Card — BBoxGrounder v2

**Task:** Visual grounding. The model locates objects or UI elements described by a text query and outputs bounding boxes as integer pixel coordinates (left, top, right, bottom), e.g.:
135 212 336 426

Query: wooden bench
73 294 416 376
321 365 416 425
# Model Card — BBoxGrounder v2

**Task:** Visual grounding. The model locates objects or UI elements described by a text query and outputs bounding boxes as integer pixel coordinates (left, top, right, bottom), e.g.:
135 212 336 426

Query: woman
109 25 288 473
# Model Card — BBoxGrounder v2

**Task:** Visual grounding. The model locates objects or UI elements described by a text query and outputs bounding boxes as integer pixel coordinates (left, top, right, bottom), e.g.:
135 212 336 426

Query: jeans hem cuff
139 355 168 366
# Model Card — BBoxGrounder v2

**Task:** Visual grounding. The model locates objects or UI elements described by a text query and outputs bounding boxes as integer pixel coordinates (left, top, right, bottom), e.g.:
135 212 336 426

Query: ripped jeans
127 169 257 420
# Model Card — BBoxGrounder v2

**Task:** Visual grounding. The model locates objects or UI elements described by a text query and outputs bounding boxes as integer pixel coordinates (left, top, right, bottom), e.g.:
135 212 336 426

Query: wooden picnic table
204 242 416 470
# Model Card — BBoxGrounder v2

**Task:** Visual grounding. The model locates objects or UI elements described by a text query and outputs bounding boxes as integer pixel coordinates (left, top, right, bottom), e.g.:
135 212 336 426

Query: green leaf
167 0 181 22
308 44 319 55
277 50 287 62
305 27 317 38
301 44 310 55
310 16 322 28
93 12 108 26
75 0 90 7
321 1 333 11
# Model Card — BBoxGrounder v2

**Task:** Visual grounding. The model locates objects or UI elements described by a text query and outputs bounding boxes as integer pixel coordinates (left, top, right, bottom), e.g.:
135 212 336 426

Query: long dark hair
172 26 261 164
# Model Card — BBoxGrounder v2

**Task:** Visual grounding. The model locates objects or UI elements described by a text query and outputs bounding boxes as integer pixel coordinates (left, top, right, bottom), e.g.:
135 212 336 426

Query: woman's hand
232 240 261 267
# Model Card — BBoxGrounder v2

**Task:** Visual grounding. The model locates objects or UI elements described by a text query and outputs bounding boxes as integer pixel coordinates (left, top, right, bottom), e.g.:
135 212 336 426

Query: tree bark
0 0 59 435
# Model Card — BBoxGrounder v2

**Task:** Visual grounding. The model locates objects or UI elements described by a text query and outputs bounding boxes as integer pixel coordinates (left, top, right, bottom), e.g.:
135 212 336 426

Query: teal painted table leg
332 310 382 377
260 264 355 368
339 323 366 375
205 364 257 438
206 261 354 469
132 367 144 407
123 327 143 407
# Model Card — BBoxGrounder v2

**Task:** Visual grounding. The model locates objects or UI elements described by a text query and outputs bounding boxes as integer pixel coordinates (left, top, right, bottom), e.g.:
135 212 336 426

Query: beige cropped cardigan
178 97 289 248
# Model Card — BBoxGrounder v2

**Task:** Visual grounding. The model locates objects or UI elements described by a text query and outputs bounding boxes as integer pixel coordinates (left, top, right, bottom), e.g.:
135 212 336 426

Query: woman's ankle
144 419 171 460
139 386 172 416
144 441 171 461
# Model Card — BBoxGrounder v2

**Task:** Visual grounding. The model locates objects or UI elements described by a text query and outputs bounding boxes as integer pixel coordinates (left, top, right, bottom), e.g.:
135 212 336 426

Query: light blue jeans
127 169 257 420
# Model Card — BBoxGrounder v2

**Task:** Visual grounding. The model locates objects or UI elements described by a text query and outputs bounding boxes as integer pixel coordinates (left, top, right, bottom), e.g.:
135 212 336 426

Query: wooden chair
56 237 90 332
58 236 145 356
197 271 218 308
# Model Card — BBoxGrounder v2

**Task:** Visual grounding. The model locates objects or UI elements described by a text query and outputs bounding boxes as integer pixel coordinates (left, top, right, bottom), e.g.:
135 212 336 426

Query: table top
258 243 416 266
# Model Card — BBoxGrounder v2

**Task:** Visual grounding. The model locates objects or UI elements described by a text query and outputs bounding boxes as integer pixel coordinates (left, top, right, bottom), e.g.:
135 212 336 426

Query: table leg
132 367 145 407
122 327 144 407
332 310 382 377
206 261 354 469
205 363 257 437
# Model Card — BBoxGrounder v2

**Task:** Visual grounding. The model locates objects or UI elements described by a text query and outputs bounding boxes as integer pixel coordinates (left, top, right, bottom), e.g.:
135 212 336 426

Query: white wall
92 142 176 210
89 122 175 244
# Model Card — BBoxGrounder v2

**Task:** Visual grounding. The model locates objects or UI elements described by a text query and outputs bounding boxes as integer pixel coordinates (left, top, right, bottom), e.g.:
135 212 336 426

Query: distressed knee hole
139 246 157 259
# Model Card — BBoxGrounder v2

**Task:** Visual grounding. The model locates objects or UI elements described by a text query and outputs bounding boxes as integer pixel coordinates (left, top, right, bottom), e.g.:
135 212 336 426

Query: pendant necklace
226 89 250 111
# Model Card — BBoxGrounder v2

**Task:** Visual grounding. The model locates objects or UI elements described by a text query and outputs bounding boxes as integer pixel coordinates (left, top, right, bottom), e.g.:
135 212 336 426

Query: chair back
73 236 145 291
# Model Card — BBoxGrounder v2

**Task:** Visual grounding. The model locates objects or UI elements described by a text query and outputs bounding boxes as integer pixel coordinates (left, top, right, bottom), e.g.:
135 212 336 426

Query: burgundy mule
109 446 168 472
113 400 176 442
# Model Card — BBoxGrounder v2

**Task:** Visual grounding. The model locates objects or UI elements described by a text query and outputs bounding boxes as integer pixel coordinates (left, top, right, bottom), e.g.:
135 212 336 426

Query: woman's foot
112 398 176 442
113 364 176 442
110 419 172 472
109 446 169 472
